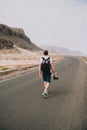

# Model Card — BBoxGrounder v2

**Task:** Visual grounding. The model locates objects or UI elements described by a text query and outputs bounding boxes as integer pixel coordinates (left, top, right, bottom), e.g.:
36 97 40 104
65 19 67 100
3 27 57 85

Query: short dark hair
44 50 48 55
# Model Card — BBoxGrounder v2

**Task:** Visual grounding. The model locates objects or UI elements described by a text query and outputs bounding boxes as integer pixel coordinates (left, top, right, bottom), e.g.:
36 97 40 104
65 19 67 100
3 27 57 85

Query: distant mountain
0 24 41 51
41 45 84 56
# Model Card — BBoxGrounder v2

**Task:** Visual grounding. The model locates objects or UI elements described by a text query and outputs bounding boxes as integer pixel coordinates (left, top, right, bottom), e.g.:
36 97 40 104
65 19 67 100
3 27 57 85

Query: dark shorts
42 71 51 83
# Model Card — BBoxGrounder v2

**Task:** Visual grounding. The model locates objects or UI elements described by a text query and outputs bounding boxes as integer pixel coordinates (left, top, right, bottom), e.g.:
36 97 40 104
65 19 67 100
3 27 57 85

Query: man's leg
44 81 47 88
44 82 50 93
42 72 51 96
43 81 47 93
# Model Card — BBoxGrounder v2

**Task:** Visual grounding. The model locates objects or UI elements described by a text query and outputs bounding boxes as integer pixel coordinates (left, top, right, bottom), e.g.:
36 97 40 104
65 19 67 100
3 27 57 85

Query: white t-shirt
39 56 52 64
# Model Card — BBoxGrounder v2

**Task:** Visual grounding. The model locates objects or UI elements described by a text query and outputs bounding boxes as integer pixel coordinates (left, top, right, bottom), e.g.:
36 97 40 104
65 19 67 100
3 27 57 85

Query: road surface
0 57 87 130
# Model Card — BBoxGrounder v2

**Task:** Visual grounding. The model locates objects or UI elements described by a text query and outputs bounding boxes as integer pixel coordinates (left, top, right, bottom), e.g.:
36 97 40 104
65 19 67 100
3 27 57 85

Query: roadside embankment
0 48 64 80
0 57 63 80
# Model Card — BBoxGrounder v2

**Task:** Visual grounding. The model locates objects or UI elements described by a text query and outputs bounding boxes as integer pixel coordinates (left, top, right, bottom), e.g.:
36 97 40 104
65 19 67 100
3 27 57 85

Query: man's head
44 50 48 55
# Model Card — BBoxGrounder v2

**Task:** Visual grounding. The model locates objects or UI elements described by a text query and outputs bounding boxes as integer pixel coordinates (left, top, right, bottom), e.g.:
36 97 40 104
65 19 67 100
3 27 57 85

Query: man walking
39 50 57 98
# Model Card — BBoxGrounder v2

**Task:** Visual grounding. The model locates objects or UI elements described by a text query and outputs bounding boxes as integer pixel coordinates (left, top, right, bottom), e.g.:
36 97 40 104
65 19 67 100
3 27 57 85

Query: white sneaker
42 92 48 98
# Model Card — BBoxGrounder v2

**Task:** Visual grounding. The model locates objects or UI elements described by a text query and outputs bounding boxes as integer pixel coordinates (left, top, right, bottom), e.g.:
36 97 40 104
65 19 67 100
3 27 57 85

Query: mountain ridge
41 45 84 56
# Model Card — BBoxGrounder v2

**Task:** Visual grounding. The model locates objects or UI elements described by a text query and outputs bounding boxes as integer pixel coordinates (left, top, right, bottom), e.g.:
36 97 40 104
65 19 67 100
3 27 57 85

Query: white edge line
0 69 38 83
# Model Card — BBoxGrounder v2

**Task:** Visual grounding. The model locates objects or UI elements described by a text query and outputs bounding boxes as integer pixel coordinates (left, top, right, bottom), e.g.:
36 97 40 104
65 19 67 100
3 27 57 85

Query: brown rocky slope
0 24 41 51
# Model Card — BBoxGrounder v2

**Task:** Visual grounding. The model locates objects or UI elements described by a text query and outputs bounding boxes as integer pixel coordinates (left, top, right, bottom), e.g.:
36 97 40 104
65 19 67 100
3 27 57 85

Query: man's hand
53 75 59 80
53 72 59 80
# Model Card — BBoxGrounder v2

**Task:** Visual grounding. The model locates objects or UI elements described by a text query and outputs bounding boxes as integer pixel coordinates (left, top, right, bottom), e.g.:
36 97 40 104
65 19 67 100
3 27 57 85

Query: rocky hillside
0 24 41 51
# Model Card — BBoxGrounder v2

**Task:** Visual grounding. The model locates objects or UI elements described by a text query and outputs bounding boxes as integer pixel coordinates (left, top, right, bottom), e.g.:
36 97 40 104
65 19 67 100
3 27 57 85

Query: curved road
0 57 87 130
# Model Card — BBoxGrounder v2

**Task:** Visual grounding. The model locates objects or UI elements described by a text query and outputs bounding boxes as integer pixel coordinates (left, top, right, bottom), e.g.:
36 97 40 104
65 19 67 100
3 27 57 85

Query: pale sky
0 0 87 54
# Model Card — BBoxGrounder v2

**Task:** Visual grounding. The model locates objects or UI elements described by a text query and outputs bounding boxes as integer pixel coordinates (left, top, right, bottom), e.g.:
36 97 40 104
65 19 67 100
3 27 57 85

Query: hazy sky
0 0 87 54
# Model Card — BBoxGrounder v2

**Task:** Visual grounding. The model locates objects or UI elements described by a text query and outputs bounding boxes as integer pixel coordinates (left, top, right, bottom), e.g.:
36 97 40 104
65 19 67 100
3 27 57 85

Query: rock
0 24 42 51
0 37 14 49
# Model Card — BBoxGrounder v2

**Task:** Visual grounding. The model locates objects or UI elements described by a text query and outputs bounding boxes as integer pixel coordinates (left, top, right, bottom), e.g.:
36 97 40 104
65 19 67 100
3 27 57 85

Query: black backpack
41 57 51 72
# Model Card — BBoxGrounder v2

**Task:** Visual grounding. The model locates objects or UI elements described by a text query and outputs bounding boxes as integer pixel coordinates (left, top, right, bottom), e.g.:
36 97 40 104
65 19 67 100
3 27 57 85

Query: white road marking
0 69 38 83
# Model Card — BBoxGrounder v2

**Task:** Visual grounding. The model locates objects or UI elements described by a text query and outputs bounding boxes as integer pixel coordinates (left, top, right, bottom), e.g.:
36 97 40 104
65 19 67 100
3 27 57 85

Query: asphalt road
0 57 87 130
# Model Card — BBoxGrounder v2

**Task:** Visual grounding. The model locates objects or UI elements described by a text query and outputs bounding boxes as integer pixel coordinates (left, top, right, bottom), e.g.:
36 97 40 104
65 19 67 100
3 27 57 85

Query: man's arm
50 62 56 76
39 62 42 78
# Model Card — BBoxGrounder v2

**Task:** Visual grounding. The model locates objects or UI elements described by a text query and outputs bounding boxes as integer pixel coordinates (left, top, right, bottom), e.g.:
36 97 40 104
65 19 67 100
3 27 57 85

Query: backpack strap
42 57 50 61
42 57 45 63
42 57 45 60
41 57 50 63
47 57 50 61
